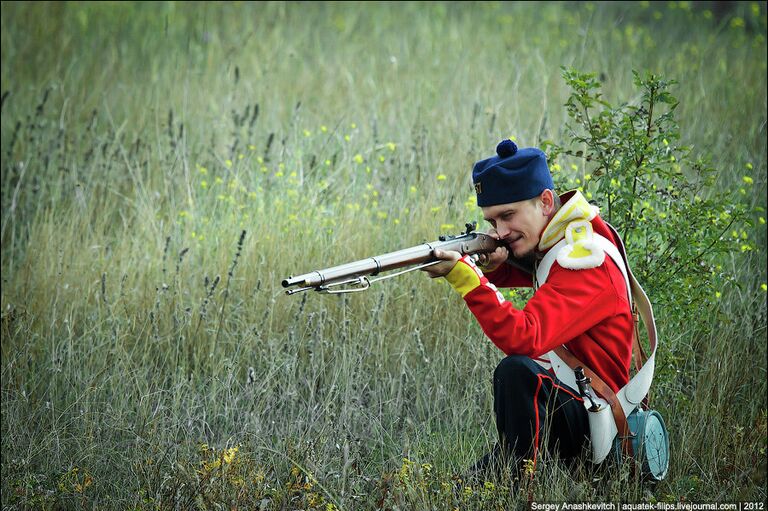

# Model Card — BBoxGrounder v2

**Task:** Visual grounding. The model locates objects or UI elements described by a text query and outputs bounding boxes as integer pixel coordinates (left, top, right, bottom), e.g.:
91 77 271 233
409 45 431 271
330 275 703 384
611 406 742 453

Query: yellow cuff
445 259 482 298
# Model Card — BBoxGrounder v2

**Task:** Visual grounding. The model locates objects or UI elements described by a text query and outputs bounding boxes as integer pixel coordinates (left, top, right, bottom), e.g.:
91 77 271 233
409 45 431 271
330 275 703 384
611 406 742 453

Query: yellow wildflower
523 458 535 476
743 176 754 185
437 174 447 181
223 446 238 464
354 154 364 164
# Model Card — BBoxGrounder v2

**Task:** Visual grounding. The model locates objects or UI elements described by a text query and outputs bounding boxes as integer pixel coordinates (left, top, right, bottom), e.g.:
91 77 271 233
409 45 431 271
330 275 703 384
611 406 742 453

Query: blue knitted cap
472 139 554 207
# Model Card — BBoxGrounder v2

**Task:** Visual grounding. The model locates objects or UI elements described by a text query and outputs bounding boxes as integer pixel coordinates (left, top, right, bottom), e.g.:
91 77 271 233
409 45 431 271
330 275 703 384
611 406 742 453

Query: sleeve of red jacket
483 261 534 288
444 255 621 358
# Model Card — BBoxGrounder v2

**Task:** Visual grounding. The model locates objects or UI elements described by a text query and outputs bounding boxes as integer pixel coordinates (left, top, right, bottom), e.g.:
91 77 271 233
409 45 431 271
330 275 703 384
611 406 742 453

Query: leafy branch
545 68 755 318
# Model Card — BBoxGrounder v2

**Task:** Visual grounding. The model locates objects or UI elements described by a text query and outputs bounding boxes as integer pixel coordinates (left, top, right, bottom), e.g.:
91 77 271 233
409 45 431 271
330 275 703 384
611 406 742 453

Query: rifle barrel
281 232 503 291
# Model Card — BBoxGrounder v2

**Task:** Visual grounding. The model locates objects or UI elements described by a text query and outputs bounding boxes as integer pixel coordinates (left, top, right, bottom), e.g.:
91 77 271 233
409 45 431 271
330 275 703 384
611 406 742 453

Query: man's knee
494 355 540 387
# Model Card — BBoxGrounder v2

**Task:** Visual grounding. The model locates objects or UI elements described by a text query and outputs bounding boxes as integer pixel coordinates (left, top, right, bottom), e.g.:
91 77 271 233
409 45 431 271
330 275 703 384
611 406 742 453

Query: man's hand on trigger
422 249 461 278
475 228 509 273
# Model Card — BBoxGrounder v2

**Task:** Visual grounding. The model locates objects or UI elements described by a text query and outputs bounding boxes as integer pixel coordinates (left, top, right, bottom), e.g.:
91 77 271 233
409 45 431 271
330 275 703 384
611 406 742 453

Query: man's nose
496 225 511 239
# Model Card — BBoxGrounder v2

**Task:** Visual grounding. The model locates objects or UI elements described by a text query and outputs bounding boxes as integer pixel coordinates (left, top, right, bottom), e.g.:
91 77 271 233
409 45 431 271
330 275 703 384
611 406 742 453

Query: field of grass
1 1 766 509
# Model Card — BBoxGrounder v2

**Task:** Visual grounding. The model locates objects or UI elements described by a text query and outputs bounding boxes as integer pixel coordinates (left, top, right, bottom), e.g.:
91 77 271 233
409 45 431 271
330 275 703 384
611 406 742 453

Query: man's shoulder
555 219 606 270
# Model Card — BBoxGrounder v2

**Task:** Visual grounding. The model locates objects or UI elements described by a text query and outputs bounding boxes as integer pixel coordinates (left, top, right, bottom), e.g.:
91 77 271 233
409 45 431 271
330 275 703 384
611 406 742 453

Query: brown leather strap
632 320 648 372
553 346 635 457
631 306 648 371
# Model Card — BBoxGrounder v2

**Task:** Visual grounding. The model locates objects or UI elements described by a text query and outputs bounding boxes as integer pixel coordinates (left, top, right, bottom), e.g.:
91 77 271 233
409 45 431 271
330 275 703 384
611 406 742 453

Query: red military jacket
444 191 634 393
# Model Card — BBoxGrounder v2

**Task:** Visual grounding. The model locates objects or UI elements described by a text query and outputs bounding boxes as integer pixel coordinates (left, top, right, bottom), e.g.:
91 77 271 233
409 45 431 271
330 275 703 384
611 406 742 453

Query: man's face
482 192 554 259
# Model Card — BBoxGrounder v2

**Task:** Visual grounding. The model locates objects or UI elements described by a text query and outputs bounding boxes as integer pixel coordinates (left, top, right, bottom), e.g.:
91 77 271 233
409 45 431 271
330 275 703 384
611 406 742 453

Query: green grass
1 1 766 509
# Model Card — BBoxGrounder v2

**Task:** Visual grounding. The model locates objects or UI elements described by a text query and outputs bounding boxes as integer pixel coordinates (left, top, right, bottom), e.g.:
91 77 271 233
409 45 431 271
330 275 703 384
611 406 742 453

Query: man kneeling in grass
424 139 634 480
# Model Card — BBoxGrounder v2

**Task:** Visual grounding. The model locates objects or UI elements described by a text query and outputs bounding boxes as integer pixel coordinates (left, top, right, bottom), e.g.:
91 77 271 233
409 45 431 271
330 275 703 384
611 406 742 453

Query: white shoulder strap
535 230 659 463
536 235 631 308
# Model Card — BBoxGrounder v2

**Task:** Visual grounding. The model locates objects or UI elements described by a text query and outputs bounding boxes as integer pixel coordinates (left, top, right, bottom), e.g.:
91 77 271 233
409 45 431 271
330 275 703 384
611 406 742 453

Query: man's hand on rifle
422 249 462 278
474 228 509 273
422 229 509 279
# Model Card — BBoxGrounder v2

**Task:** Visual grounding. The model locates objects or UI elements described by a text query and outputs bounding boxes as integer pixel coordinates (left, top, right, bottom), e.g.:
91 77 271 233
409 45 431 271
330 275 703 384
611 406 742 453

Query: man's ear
540 189 555 216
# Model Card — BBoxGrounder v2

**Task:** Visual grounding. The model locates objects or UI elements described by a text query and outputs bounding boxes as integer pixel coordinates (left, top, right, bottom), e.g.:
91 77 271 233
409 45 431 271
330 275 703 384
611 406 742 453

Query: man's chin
511 246 535 261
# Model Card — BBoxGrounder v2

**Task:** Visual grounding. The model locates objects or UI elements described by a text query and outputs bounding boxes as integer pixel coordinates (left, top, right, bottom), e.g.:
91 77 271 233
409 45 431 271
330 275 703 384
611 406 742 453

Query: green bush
546 68 756 323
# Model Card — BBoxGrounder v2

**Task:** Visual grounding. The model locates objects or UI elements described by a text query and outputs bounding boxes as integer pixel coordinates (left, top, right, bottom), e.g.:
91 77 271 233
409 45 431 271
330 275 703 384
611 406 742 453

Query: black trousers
494 355 590 468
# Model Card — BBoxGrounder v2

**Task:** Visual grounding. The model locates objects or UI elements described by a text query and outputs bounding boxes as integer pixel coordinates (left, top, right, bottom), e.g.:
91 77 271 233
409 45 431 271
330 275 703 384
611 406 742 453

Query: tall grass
2 1 766 508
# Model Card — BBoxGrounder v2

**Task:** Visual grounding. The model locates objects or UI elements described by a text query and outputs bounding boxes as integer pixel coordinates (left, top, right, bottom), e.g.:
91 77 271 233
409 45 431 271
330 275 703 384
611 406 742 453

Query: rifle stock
282 226 505 295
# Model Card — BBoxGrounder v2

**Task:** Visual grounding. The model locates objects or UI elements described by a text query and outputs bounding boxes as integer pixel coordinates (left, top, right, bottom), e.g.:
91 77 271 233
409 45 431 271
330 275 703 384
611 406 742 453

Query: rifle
282 222 511 295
